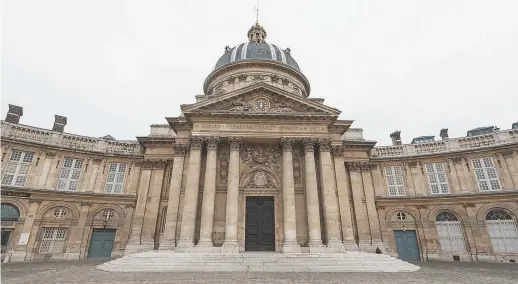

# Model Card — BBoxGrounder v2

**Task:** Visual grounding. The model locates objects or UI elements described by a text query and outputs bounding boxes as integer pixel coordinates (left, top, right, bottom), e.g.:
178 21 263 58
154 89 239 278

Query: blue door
394 230 420 261
88 229 116 259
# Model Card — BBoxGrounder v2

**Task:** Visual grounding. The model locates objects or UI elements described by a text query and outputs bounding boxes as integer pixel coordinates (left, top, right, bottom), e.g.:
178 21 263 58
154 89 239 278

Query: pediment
181 82 340 116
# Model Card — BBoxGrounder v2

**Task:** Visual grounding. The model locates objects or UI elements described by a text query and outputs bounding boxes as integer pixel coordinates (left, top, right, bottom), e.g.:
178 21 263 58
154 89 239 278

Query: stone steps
97 251 420 272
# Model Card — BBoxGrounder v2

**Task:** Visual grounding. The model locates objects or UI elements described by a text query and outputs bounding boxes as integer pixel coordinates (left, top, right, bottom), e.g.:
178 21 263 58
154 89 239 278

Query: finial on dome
247 22 267 43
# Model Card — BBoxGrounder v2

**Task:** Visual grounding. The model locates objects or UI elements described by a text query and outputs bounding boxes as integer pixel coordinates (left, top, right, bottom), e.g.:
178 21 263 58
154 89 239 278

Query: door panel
245 197 275 251
88 229 116 259
393 230 420 261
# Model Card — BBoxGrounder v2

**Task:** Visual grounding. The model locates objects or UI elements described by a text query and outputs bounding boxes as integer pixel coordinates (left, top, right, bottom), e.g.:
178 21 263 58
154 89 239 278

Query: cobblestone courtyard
2 260 517 284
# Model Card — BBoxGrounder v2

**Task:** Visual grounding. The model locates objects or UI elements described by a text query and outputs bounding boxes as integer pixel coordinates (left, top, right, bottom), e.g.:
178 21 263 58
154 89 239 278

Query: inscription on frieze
193 123 327 133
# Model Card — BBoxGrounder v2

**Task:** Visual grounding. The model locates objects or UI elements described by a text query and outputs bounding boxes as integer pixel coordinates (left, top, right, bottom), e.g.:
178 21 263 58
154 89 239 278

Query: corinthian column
176 137 204 250
332 145 358 250
197 137 220 250
302 138 325 252
280 138 301 252
222 137 241 252
318 139 344 252
159 143 188 250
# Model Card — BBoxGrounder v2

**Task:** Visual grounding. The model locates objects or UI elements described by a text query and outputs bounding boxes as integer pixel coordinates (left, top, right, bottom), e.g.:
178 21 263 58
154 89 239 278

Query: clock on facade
252 97 270 112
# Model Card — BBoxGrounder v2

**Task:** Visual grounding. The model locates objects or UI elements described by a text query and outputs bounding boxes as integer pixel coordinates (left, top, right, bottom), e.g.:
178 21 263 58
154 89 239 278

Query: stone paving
2 259 517 284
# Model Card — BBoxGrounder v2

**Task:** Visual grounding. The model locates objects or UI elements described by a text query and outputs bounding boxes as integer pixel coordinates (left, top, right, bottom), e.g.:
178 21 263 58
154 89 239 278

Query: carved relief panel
217 143 230 188
240 144 282 189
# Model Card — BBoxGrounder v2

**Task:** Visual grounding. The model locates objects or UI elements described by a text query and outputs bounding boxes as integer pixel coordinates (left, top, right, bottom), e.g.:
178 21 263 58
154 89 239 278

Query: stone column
280 138 301 252
64 202 91 259
318 139 344 251
503 151 518 188
404 163 417 196
159 143 188 250
347 162 372 251
177 137 204 250
10 200 41 262
331 145 358 250
222 137 241 252
36 152 56 188
496 153 514 189
447 158 462 193
302 139 325 251
197 137 220 250
141 161 166 247
125 162 153 254
360 164 385 251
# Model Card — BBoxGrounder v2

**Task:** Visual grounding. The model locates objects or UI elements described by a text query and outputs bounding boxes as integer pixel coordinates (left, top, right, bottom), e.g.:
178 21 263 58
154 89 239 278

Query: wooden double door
245 196 275 251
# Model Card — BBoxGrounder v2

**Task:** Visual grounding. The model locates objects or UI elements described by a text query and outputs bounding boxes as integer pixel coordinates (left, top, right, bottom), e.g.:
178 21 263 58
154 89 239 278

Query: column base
158 240 176 251
308 244 327 253
195 241 214 253
342 239 359 251
221 240 240 253
282 244 301 253
326 240 345 253
124 243 154 255
9 249 28 262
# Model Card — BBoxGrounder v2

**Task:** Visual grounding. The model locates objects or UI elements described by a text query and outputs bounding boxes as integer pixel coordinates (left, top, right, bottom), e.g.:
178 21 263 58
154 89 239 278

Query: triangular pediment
181 82 340 116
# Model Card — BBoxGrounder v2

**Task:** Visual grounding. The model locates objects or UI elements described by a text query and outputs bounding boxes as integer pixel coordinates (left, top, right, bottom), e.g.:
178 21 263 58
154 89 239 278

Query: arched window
485 210 518 253
1 203 20 221
435 211 466 252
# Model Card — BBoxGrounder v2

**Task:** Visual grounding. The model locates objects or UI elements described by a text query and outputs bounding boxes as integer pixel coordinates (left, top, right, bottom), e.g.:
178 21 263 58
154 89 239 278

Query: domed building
1 23 518 267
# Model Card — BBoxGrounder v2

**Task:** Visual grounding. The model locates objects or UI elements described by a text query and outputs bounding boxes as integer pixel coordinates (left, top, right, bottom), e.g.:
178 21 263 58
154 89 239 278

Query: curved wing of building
1 23 517 264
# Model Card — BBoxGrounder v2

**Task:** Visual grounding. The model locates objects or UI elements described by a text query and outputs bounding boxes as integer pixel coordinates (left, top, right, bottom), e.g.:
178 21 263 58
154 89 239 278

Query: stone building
1 23 518 264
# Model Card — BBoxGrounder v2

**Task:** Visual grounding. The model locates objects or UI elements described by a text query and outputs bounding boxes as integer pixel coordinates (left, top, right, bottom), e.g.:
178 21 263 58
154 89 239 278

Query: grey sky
2 0 517 145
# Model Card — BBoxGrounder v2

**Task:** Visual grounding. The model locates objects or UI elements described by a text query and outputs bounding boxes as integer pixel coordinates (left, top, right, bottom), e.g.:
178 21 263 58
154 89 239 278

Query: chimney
52 115 67 132
5 104 23 124
390 131 402 146
440 128 449 140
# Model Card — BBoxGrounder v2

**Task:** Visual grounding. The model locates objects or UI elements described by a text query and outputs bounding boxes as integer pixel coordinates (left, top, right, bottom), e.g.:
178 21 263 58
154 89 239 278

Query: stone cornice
136 136 175 146
165 117 190 133
203 60 311 97
1 186 138 204
375 189 518 206
139 159 168 169
342 140 377 150
346 161 375 171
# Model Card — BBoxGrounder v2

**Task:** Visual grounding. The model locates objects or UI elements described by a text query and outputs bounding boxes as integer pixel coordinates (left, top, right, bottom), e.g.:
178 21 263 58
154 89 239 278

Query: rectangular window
471 157 501 191
1 151 35 187
425 163 450 194
56 158 83 191
39 228 67 253
385 166 406 196
104 163 127 194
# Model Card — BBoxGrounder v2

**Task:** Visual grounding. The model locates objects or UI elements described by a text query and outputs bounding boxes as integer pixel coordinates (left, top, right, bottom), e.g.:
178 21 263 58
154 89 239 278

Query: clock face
253 97 270 112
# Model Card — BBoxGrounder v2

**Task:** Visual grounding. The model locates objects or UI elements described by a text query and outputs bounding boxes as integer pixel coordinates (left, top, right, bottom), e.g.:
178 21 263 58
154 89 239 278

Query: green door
88 229 116 259
394 230 420 261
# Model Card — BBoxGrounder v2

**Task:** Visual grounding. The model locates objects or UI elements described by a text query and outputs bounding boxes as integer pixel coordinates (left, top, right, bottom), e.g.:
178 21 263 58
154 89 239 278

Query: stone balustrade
372 128 518 158
1 121 142 156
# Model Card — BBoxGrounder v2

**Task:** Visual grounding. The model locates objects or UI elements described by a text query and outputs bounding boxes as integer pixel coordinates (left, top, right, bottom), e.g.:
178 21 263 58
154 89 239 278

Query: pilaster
10 199 41 262
222 137 241 252
280 137 301 252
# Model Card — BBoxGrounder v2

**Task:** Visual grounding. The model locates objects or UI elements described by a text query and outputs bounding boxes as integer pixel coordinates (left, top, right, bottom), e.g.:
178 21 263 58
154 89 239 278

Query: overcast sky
2 0 517 145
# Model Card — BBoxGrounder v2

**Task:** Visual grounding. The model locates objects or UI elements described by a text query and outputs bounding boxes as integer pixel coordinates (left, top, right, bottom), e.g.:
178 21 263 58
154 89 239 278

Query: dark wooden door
245 196 275 251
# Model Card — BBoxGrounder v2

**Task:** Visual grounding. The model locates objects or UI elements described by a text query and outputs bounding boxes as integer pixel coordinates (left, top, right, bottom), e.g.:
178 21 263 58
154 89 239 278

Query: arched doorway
435 211 467 252
1 203 20 257
485 209 518 253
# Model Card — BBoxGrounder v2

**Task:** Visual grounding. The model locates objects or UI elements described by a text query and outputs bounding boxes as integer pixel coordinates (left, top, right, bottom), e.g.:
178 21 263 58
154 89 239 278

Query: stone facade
1 24 517 264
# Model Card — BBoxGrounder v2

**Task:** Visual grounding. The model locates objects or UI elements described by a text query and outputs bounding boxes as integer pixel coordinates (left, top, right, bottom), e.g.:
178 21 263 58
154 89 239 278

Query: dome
214 23 300 71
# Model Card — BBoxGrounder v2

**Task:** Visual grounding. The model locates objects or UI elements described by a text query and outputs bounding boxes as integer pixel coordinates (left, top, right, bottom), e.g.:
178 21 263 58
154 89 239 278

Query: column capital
228 137 242 151
302 138 317 152
346 161 375 172
331 145 344 157
45 151 57 158
205 136 220 151
280 137 295 152
318 138 331 152
189 136 205 150
173 143 189 156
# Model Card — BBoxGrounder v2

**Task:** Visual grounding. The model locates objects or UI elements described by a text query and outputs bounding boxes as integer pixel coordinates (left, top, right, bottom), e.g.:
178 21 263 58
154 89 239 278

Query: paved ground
1 259 517 284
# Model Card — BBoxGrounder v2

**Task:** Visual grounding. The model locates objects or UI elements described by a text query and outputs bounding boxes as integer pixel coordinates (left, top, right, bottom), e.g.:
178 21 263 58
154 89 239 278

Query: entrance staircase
97 251 420 272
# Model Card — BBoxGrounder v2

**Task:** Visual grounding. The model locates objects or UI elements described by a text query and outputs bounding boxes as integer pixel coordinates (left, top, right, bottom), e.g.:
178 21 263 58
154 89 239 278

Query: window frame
471 157 502 192
103 163 127 194
384 165 406 197
425 162 450 195
38 227 68 254
56 157 84 191
1 150 35 187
